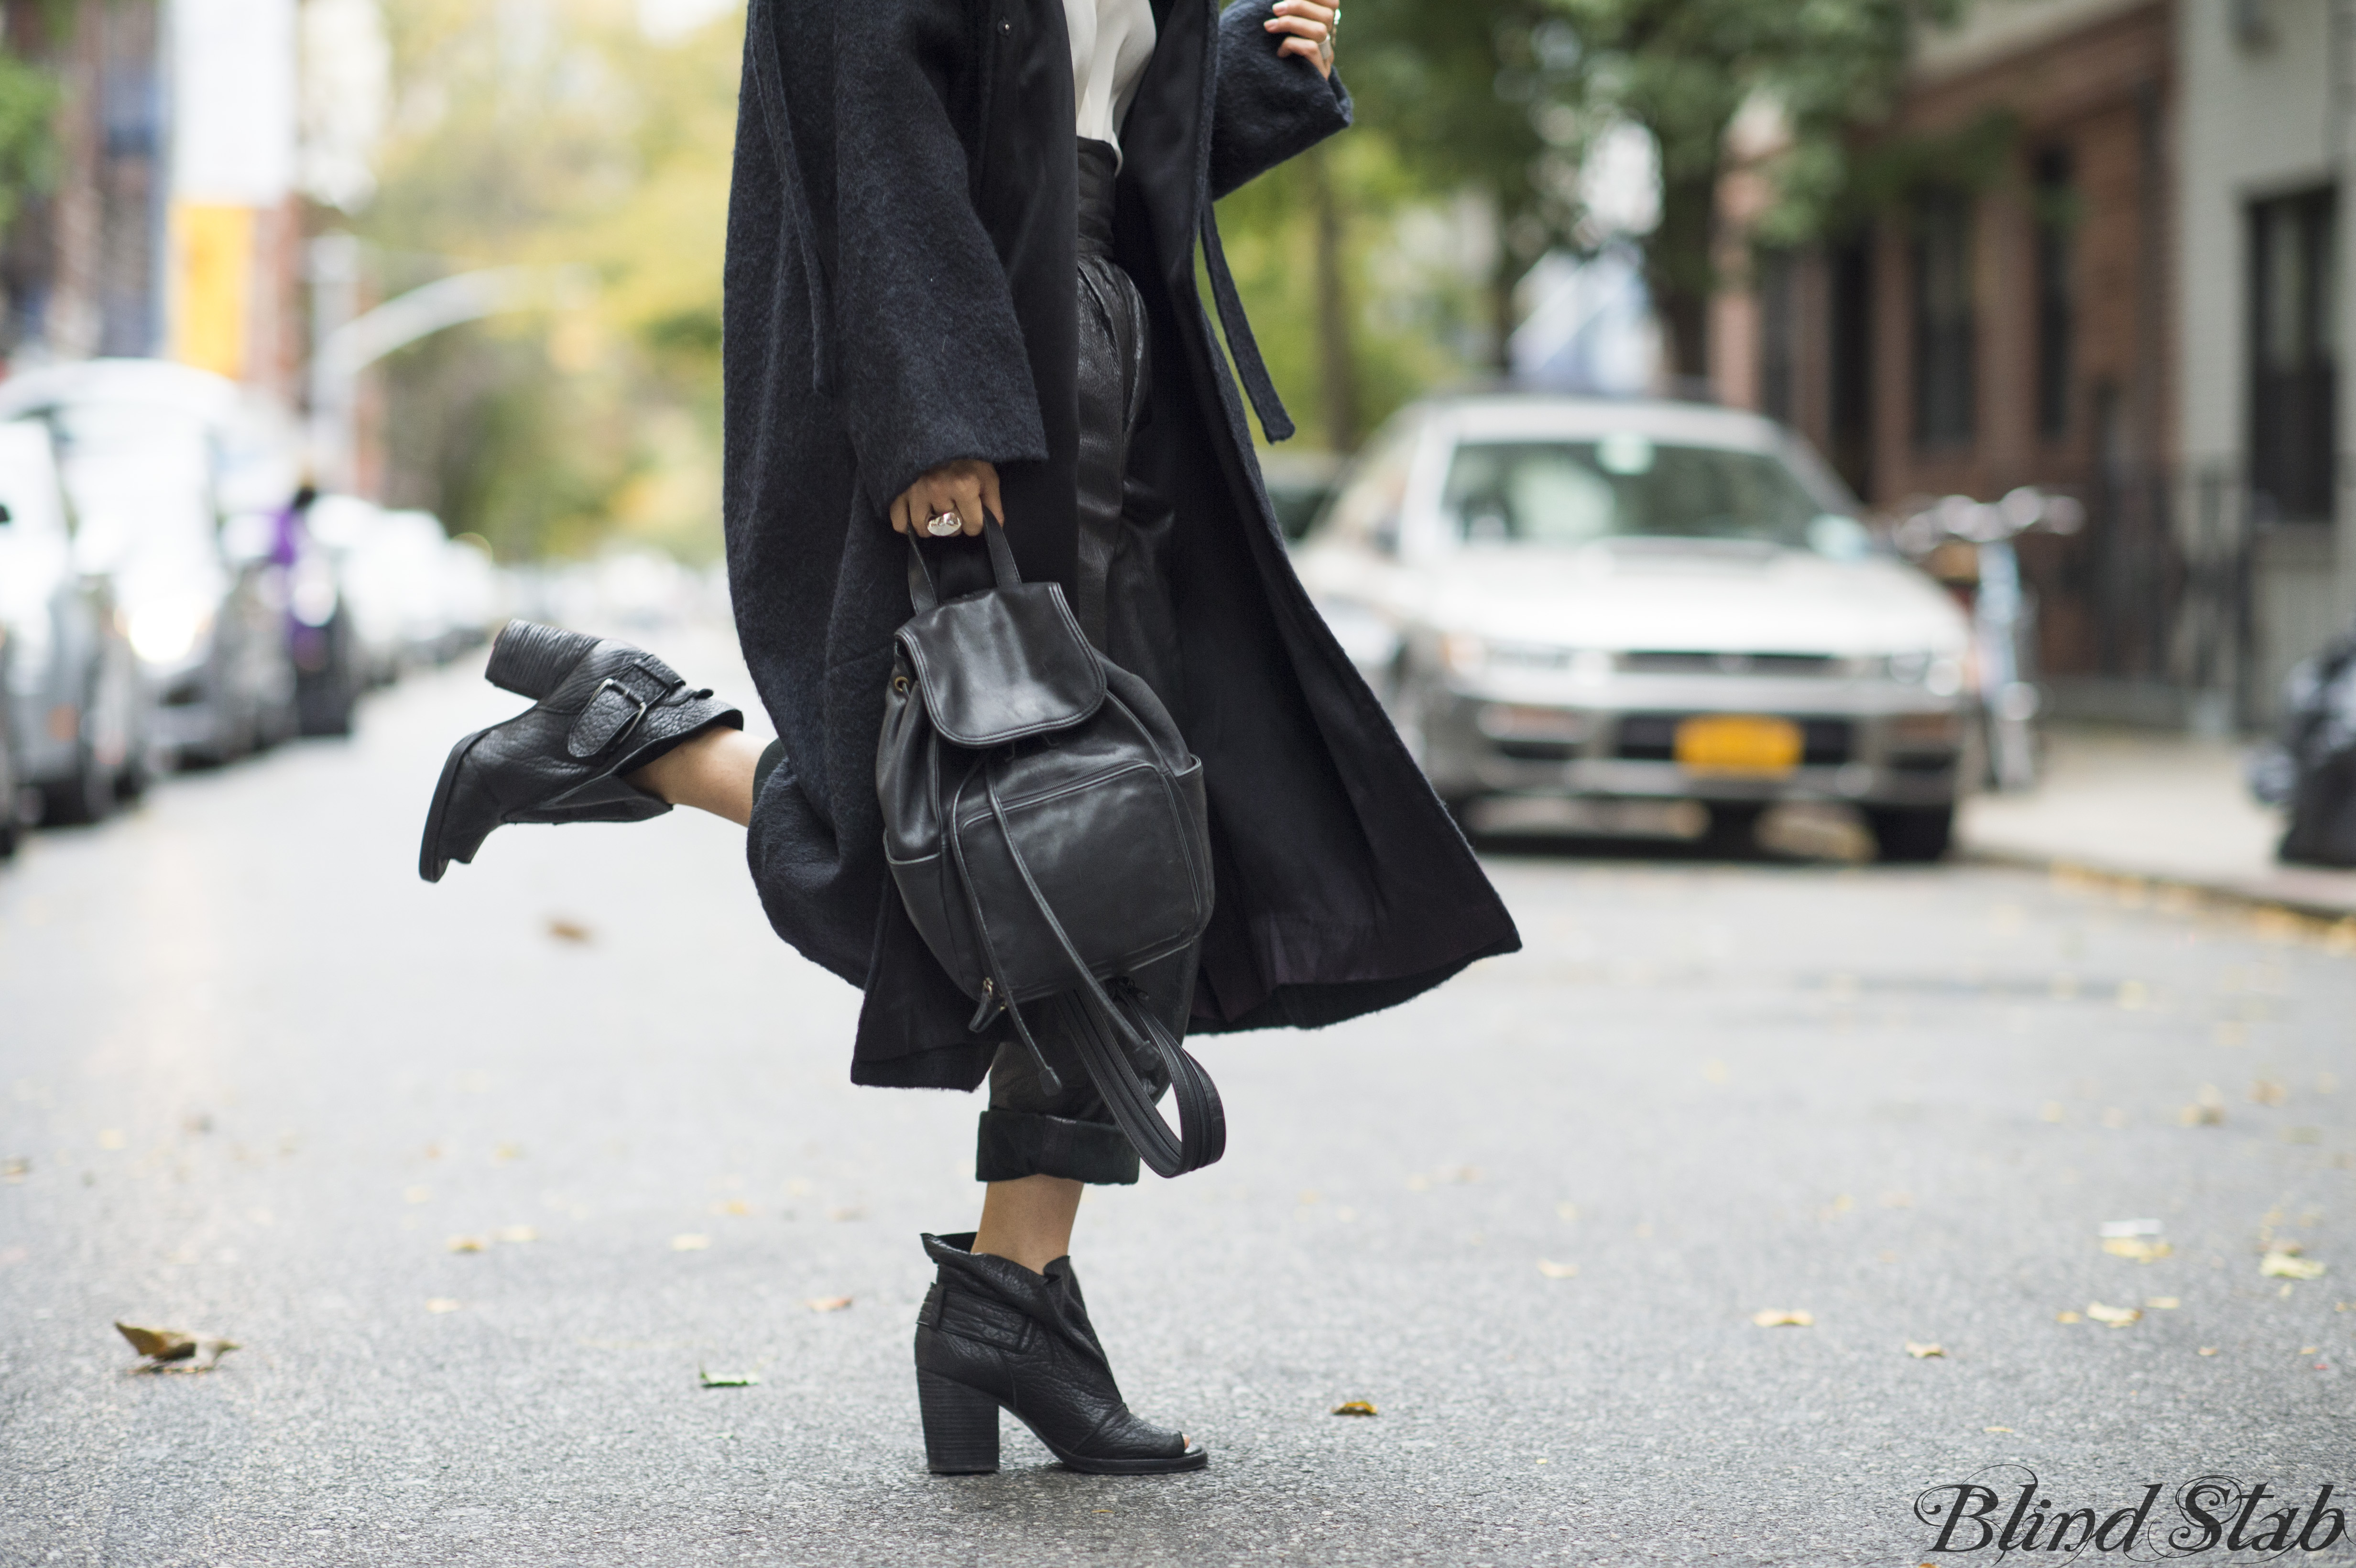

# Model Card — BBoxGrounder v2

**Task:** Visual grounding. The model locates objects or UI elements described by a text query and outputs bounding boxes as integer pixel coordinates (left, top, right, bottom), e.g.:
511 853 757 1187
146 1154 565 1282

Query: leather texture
912 1231 1203 1474
417 621 742 882
878 517 1224 1177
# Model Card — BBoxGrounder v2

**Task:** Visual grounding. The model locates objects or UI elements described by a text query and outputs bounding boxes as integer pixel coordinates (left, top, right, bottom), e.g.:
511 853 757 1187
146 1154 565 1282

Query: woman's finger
1277 34 1331 75
951 474 985 535
980 466 1004 528
890 489 910 534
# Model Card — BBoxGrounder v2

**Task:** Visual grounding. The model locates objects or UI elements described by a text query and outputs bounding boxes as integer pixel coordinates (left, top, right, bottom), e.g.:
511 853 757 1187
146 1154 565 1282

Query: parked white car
0 361 303 766
1293 394 1974 860
0 418 142 822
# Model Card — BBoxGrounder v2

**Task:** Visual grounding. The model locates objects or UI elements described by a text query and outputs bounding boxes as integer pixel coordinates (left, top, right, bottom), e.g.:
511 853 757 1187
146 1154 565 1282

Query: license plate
1674 714 1802 775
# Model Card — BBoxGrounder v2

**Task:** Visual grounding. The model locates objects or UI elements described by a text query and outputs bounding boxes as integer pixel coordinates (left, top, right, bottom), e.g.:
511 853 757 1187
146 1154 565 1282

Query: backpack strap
977 767 1224 1176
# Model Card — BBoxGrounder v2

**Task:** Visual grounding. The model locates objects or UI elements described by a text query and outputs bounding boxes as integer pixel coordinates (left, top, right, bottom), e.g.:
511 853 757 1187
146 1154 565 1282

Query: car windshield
1441 436 1866 556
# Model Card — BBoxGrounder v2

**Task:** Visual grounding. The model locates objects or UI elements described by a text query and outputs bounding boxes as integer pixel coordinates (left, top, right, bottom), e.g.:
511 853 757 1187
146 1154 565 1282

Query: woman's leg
626 727 768 826
971 1175 1083 1273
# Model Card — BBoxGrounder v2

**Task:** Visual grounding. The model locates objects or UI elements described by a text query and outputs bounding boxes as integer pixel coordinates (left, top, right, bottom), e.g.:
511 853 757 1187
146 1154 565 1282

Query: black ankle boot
913 1231 1205 1475
418 621 742 882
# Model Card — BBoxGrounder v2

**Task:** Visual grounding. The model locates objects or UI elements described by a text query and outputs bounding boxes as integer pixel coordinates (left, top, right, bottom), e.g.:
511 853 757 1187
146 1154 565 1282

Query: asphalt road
3 627 2352 1568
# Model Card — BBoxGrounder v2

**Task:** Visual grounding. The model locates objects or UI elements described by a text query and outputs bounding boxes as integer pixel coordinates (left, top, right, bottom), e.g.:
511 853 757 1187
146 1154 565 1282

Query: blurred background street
6 0 2356 1561
1 619 2352 1567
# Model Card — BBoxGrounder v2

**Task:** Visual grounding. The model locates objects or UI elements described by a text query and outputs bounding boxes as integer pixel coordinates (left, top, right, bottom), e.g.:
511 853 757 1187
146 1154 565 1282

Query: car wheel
41 738 116 826
0 736 19 860
1867 805 1954 863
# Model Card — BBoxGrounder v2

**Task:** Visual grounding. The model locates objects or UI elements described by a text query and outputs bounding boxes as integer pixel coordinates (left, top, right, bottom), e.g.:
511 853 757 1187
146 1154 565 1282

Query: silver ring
925 511 962 537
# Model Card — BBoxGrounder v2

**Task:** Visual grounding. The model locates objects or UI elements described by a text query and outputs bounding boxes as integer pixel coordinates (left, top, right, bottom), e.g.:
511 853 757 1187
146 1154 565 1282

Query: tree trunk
1304 143 1359 451
1646 163 1720 387
1490 227 1522 378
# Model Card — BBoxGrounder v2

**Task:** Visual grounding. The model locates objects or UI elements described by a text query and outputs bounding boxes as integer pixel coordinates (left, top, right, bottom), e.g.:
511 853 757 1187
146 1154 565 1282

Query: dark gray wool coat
726 0 1521 1089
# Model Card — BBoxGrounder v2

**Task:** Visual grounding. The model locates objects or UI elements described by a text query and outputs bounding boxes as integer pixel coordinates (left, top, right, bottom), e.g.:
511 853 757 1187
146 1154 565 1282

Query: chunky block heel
484 621 599 700
918 1368 1001 1474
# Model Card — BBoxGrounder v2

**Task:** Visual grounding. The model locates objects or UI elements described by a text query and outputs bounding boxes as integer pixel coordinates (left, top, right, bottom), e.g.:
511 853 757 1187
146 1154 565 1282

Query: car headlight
1880 651 1965 697
1439 632 1488 675
128 599 216 666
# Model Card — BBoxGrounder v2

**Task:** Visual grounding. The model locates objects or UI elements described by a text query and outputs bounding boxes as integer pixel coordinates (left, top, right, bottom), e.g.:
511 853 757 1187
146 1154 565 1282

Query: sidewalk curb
1960 843 2356 931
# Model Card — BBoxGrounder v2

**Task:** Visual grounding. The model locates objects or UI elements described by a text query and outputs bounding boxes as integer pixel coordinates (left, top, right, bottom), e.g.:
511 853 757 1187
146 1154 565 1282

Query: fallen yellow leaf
2198 1346 2219 1356
546 918 592 943
115 1323 239 1372
1536 1260 1579 1279
2261 1252 2326 1280
713 1198 753 1216
2086 1301 2141 1327
446 1235 488 1253
1331 1400 1378 1416
805 1296 852 1312
2054 1311 2083 1324
1983 1426 2013 1434
1752 1309 1813 1328
425 1298 461 1313
496 1225 538 1243
2102 1238 2173 1263
671 1234 711 1252
2146 1296 2180 1309
1905 1341 1945 1359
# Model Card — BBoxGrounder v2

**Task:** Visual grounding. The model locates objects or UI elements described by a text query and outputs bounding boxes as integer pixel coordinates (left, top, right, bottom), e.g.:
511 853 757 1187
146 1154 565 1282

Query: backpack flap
896 582 1107 747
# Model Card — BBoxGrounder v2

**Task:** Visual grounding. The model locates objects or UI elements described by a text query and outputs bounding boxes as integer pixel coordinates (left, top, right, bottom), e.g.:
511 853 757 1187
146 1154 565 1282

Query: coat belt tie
1198 208 1295 444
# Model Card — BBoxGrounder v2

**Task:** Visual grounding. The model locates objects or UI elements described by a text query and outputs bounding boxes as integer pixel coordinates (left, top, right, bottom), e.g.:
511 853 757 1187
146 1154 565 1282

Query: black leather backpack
877 523 1224 1176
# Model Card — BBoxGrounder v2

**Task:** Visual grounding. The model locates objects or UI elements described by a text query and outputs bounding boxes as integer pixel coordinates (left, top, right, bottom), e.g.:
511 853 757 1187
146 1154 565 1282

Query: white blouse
1066 0 1157 160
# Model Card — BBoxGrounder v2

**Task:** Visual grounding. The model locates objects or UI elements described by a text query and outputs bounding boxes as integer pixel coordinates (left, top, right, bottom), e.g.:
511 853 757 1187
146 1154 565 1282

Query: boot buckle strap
567 670 666 758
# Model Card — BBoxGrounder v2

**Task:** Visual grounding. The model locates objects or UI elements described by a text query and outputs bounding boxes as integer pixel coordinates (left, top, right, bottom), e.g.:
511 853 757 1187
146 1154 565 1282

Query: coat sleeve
1208 0 1353 202
828 0 1049 506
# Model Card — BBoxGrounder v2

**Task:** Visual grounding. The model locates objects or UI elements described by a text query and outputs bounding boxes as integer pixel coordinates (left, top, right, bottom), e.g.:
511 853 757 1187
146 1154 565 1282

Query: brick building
1713 0 2349 729
0 0 303 400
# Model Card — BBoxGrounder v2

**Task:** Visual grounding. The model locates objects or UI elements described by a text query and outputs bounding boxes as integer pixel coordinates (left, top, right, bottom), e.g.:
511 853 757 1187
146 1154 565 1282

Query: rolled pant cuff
976 1109 1140 1186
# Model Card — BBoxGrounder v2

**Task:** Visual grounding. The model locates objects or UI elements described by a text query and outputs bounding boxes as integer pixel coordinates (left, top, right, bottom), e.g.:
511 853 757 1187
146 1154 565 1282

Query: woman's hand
1265 0 1336 78
889 458 1003 537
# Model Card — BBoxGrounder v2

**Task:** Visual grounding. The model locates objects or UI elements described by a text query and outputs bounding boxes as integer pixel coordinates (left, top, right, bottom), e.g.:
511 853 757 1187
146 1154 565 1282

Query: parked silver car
1293 394 1974 861
0 362 302 767
0 418 142 824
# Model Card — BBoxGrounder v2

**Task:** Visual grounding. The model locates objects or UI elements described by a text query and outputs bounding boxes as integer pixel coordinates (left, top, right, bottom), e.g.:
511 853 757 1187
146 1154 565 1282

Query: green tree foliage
358 0 738 560
1546 0 1960 377
1324 0 1960 383
0 12 62 241
1213 128 1492 454
1331 0 1566 366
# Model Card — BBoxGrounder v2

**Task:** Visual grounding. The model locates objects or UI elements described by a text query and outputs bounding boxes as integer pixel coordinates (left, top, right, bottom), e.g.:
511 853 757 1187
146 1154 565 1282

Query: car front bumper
1413 675 1966 810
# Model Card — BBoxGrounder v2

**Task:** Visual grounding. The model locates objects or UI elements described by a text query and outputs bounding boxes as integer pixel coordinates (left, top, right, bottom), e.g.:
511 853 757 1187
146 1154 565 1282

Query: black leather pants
975 138 1191 1188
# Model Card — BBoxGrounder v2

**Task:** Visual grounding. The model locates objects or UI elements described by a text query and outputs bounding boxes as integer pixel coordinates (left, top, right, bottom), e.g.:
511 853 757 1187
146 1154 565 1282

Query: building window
1828 238 1874 495
2033 147 2075 440
1912 190 1976 446
1756 250 1796 425
2249 187 2337 522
